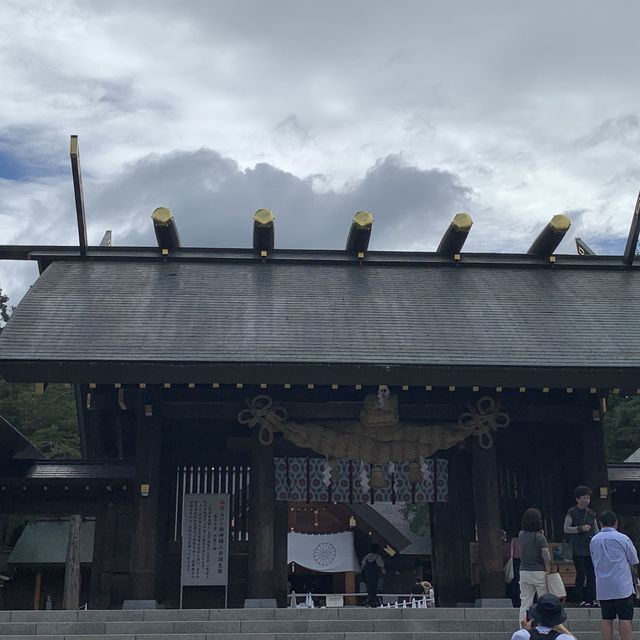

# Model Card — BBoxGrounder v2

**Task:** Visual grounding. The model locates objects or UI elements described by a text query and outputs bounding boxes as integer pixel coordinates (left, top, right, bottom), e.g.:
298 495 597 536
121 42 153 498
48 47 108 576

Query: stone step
1 607 635 640
0 607 606 622
0 618 613 634
0 634 639 640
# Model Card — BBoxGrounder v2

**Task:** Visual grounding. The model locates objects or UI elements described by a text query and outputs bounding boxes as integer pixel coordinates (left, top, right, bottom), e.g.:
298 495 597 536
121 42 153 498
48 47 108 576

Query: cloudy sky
1 0 640 305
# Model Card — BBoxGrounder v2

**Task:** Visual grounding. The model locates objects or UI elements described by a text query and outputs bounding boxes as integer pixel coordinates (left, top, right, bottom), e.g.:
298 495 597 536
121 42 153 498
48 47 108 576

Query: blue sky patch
0 148 64 181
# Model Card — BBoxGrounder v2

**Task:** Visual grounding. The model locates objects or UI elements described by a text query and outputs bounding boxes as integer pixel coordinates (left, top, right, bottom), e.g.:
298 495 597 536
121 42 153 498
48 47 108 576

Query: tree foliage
0 380 80 458
400 503 430 536
0 285 80 458
0 285 9 325
603 394 640 462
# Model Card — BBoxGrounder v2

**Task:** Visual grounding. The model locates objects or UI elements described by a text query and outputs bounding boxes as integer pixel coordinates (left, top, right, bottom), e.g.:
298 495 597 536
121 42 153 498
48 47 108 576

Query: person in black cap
510 594 576 639
360 543 385 607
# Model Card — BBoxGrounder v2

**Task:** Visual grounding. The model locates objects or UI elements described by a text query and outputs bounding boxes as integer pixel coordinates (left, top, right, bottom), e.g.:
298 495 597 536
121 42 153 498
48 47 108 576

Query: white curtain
287 531 360 573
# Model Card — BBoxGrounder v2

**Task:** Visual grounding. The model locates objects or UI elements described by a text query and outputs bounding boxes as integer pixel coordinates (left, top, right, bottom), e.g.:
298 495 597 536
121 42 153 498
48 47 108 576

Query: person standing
361 543 385 608
411 576 426 603
590 511 639 640
564 484 599 606
518 508 551 626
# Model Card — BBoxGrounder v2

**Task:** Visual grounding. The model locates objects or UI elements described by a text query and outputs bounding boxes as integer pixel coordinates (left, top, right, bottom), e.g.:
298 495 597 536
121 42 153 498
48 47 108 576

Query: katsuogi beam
436 213 473 256
527 214 571 255
152 207 181 250
345 211 374 255
253 209 275 251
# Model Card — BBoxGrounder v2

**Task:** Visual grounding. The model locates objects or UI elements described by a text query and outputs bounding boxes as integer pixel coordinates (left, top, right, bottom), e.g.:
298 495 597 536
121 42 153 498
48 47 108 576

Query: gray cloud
2 0 640 305
94 149 475 252
274 115 312 146
577 113 640 149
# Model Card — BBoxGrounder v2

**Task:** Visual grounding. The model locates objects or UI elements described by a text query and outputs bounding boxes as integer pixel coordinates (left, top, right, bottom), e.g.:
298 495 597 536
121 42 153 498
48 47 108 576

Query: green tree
0 285 9 325
0 286 80 458
0 380 80 458
400 503 430 536
603 394 640 462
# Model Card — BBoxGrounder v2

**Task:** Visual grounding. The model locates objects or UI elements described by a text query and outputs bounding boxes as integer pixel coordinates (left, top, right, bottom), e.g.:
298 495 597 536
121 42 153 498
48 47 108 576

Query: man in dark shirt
564 485 599 606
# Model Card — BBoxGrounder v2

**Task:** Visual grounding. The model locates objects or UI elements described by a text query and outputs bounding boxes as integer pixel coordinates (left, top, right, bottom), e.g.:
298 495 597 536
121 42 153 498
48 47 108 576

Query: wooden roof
1 250 639 388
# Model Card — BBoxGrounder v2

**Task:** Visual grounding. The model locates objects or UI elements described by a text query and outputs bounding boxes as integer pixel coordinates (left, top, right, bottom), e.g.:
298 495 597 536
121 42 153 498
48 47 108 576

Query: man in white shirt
510 594 574 639
590 511 640 640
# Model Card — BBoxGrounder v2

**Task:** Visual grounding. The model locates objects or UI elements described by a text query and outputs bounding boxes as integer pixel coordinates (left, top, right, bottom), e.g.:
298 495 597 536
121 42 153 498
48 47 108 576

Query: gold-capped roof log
527 214 571 255
151 207 181 250
253 208 275 251
345 210 374 255
151 207 173 226
436 212 473 256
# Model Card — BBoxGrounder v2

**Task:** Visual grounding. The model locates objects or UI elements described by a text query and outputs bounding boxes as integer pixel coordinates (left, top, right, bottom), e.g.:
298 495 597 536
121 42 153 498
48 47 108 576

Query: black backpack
528 630 560 639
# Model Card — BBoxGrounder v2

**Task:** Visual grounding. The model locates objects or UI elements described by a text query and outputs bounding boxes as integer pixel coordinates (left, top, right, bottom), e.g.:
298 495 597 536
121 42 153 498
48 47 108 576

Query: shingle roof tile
0 260 637 369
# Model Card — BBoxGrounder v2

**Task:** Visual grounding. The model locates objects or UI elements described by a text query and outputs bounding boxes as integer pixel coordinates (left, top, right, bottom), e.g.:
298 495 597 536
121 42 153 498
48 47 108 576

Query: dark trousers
366 580 379 607
573 555 595 602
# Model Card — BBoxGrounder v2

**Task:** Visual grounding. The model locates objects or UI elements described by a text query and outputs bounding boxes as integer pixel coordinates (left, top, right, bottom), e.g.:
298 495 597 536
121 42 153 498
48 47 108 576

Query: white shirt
511 627 573 639
589 527 639 600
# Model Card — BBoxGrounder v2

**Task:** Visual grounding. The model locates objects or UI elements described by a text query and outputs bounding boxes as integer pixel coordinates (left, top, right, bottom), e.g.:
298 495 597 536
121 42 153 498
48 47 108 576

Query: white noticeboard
180 493 230 607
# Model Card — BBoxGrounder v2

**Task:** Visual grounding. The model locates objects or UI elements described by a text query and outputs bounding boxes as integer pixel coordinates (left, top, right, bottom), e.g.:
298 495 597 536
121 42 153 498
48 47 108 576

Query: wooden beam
151 207 181 250
62 514 82 609
3 359 639 389
436 213 473 257
527 214 571 255
623 190 640 266
253 209 275 252
345 211 373 255
159 398 587 423
69 136 88 256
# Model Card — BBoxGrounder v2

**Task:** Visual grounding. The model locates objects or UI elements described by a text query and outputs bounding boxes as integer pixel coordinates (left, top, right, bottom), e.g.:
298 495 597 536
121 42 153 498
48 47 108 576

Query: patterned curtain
275 456 448 504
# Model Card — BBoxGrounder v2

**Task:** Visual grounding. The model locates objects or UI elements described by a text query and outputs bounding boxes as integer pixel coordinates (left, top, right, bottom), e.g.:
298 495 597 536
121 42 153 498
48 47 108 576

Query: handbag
559 540 573 562
504 556 514 583
546 572 567 598
504 538 515 583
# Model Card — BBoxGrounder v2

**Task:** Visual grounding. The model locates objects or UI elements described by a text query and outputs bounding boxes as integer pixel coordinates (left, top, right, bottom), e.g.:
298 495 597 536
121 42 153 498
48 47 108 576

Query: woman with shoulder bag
518 508 551 626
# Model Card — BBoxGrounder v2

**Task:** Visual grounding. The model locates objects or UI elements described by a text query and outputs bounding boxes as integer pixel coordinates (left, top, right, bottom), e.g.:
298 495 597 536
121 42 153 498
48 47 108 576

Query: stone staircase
0 606 637 640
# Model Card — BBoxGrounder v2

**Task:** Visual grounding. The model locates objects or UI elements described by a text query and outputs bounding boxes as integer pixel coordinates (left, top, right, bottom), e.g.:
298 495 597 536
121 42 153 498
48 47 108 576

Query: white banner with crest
288 531 360 573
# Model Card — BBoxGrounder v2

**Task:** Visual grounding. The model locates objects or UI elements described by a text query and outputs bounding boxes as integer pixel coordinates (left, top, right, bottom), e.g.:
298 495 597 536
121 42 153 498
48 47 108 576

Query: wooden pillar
580 398 612 513
344 571 357 605
431 447 475 605
89 504 116 609
272 499 289 606
471 440 505 599
247 437 275 598
63 515 82 609
129 400 163 600
33 570 42 610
